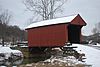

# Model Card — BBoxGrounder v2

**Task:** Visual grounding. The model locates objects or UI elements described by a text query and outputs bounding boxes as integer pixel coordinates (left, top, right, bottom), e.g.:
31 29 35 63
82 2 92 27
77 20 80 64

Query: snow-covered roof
25 14 78 29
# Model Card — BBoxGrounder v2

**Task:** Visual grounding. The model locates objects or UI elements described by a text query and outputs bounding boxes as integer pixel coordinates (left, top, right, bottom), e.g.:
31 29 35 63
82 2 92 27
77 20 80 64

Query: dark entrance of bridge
68 25 82 43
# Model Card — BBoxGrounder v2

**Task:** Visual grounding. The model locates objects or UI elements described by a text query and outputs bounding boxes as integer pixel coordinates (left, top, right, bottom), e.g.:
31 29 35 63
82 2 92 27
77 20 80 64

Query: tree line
0 23 27 43
0 22 27 46
83 22 100 44
0 9 27 46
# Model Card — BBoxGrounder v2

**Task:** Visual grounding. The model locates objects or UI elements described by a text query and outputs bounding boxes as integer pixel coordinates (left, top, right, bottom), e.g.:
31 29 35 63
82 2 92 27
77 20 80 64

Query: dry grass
19 62 86 67
75 64 85 67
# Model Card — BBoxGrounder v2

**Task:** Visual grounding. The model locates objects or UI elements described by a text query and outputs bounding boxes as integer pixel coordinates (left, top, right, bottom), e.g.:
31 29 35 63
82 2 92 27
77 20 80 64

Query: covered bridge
25 14 86 48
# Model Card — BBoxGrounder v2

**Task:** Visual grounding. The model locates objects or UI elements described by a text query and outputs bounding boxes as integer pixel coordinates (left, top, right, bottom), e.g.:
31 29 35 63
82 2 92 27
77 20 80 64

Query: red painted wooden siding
71 14 86 26
28 24 68 47
26 14 86 47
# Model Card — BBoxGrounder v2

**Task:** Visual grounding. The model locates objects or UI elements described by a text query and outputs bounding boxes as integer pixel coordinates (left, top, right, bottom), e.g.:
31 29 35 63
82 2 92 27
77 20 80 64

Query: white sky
0 0 100 36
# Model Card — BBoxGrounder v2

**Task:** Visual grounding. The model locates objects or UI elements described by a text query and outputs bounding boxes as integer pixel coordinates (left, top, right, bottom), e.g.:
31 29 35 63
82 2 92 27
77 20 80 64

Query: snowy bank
73 44 100 67
44 44 100 67
0 46 23 60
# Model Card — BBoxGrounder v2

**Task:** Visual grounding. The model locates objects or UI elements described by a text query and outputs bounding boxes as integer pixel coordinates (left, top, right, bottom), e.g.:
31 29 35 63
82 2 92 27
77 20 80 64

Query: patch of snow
12 66 17 67
92 43 100 47
0 47 23 59
0 66 6 67
0 47 12 53
20 45 28 47
11 50 23 57
73 44 100 67
25 14 77 29
0 57 5 61
0 44 2 47
88 40 93 44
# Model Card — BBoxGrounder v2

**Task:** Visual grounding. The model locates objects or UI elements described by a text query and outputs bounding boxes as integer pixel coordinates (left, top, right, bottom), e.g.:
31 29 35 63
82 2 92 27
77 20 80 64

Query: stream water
0 56 50 66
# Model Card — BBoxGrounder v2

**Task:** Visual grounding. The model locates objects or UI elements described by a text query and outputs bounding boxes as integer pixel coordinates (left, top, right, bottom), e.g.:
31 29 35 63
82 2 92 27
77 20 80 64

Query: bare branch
0 9 12 25
23 0 67 21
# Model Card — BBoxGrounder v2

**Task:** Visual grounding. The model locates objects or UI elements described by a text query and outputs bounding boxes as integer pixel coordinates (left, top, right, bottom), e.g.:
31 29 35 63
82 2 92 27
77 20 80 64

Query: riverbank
19 62 87 67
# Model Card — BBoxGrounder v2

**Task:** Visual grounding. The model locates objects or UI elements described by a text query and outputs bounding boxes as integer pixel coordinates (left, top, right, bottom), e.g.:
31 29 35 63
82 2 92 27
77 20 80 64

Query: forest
0 22 27 45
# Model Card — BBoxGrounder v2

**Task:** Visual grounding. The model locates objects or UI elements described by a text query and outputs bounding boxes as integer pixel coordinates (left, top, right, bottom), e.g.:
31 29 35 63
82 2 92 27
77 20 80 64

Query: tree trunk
2 37 4 46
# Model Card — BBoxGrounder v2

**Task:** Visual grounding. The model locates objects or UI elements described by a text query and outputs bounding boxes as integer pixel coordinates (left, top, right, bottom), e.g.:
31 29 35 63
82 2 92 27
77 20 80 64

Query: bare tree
0 9 12 46
97 22 100 32
92 22 100 34
0 10 12 25
92 27 98 34
23 0 67 21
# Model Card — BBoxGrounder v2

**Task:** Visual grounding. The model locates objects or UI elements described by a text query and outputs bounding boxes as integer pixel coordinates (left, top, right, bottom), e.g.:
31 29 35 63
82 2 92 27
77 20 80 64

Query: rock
26 64 32 67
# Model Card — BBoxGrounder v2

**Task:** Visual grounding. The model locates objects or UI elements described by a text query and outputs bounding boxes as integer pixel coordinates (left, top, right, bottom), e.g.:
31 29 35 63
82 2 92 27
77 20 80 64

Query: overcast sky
0 0 100 36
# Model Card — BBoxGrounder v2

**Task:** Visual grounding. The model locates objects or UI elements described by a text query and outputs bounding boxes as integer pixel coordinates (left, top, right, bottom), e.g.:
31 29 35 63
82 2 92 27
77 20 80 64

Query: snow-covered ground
73 44 100 67
1 44 100 67
43 44 100 67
